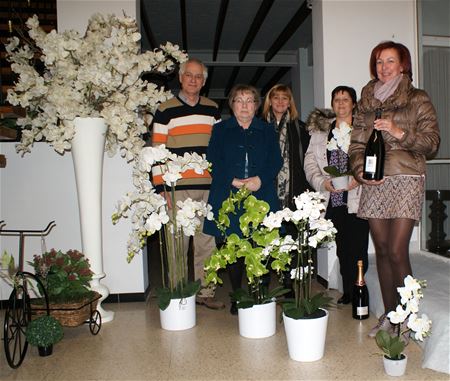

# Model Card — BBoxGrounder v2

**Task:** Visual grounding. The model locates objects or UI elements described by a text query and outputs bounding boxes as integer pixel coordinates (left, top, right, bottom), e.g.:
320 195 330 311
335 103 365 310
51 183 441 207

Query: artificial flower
6 14 187 161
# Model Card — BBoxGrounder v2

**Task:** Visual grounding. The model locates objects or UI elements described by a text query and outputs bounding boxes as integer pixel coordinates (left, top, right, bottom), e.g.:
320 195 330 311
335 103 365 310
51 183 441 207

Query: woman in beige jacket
305 86 369 306
349 41 440 338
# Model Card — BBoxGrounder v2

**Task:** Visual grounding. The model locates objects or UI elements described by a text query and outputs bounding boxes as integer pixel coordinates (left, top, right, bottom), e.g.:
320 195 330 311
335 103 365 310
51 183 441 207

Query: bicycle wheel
89 310 102 335
3 284 31 368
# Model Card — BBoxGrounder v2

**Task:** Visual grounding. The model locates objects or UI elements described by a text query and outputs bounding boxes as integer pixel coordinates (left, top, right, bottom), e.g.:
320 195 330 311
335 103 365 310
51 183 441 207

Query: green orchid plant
204 189 337 316
376 275 432 360
204 188 290 309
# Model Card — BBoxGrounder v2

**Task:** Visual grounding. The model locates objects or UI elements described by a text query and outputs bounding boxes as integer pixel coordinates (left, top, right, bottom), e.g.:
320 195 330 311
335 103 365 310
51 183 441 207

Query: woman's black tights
369 218 415 313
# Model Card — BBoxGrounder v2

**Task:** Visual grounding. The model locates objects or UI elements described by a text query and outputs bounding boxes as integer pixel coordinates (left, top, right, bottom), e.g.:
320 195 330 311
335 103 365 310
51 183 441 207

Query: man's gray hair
179 58 208 80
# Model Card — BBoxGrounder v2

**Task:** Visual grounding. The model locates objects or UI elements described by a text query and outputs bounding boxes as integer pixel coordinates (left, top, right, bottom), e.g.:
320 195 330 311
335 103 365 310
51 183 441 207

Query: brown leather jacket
349 75 440 178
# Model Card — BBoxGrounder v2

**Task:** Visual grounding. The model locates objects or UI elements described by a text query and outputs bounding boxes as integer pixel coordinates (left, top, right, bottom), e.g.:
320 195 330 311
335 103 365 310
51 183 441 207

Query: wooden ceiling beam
224 66 240 98
264 0 311 62
238 0 274 62
212 0 229 61
249 67 265 87
180 0 188 51
202 66 214 97
261 66 291 96
140 0 158 50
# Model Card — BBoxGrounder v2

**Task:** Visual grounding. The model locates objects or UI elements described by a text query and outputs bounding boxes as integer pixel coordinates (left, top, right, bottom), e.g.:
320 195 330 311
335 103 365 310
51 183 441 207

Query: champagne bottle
363 108 385 180
352 260 369 320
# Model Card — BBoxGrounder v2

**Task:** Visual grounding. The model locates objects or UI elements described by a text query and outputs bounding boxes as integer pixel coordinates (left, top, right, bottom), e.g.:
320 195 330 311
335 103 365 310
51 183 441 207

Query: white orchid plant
326 121 352 154
204 190 336 315
112 145 213 309
5 13 187 161
376 275 432 360
262 191 337 319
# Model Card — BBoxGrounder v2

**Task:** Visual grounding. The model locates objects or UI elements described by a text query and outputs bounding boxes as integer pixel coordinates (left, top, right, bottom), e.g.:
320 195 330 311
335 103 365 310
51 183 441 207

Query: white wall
312 0 418 107
57 0 137 31
0 144 145 299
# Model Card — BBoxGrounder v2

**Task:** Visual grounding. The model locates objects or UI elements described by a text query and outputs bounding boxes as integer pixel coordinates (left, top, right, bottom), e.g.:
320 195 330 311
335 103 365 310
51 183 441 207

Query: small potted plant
376 275 432 377
324 120 353 190
25 315 64 356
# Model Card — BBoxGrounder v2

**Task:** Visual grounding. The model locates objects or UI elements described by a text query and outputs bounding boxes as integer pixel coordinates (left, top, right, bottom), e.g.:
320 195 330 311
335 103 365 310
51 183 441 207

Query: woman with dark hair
349 41 440 337
204 84 282 314
305 85 369 306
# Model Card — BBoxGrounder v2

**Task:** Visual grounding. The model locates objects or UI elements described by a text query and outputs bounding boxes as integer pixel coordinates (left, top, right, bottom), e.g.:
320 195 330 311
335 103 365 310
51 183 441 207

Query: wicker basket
31 292 101 327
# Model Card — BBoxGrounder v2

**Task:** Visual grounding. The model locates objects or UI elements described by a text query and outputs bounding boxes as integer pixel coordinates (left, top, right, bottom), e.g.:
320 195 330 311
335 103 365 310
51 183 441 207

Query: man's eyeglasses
183 72 204 81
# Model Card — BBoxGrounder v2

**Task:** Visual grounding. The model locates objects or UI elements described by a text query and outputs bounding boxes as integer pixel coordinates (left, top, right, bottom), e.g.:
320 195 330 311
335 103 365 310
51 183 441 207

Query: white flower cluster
113 145 213 262
387 275 432 341
290 265 313 280
326 121 352 154
6 14 188 161
263 191 337 248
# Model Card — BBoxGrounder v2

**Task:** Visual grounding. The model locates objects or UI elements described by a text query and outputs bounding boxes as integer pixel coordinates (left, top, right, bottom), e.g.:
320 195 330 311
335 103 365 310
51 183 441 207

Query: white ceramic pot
331 175 349 190
383 354 408 377
283 308 329 362
238 301 276 339
159 295 196 331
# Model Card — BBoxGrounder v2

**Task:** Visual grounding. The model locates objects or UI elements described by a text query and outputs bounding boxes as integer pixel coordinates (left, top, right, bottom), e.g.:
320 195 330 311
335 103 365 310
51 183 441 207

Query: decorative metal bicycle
0 221 102 369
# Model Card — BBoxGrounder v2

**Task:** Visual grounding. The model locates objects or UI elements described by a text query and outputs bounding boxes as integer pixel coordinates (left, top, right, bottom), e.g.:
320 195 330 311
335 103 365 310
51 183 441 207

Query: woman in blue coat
204 84 282 314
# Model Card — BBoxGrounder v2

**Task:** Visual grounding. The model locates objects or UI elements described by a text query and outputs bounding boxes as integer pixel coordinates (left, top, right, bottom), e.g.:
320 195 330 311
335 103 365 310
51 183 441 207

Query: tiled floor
0 282 447 381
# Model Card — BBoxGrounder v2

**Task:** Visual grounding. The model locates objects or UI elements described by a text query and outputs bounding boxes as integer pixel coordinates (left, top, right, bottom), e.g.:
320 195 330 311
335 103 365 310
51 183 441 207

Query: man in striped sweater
151 58 224 309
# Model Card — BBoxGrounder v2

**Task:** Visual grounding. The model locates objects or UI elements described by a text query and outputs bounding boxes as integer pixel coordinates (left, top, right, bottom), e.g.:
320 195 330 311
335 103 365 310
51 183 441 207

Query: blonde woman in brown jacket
349 41 440 338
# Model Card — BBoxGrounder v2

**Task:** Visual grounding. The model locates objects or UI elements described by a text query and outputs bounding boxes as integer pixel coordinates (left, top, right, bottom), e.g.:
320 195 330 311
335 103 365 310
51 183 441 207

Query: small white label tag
365 156 377 172
357 306 369 315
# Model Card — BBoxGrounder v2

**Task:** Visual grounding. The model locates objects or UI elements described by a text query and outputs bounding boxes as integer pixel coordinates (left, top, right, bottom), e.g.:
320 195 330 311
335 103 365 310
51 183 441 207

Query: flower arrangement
204 188 290 308
262 191 336 318
204 189 336 315
326 121 352 154
5 13 187 161
112 145 213 309
25 315 63 348
376 275 432 360
28 249 93 303
324 121 353 179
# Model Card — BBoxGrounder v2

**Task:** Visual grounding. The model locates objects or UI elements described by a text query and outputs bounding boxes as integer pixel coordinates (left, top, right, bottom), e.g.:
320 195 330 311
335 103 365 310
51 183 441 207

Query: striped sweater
151 95 221 192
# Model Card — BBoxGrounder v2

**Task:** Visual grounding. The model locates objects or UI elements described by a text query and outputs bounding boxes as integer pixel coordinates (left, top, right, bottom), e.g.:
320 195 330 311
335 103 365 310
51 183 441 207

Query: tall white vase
71 117 114 323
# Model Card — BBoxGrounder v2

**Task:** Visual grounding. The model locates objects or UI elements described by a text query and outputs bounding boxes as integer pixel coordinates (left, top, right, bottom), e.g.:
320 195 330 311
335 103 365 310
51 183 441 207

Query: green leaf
267 286 290 299
323 165 352 177
156 287 172 310
375 330 405 360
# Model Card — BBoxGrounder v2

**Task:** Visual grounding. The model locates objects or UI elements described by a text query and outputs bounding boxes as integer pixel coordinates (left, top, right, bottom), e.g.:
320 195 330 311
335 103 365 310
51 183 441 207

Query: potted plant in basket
204 188 298 339
25 315 63 357
376 275 432 377
28 249 98 327
112 145 213 331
